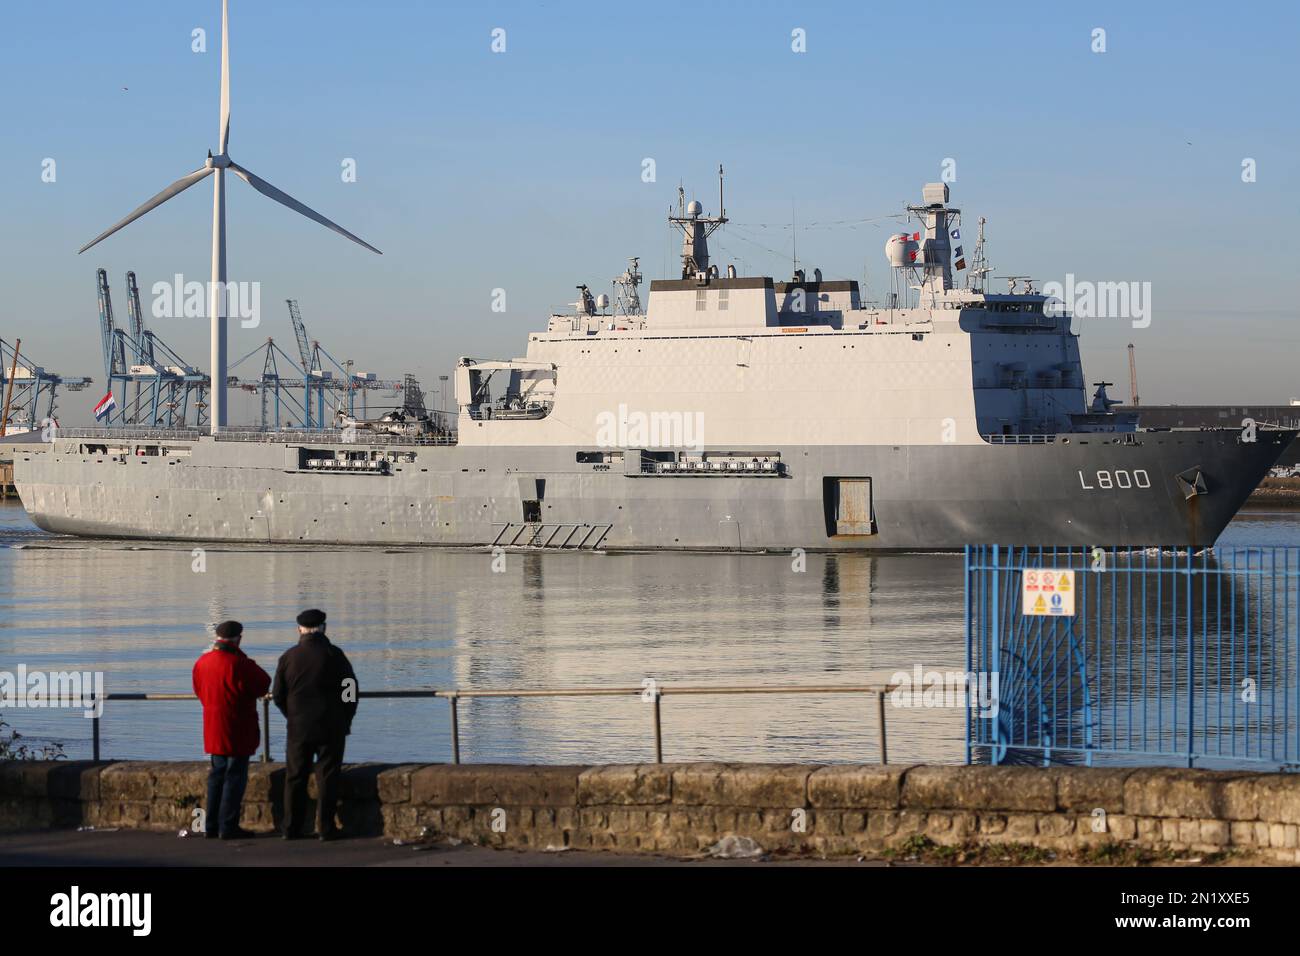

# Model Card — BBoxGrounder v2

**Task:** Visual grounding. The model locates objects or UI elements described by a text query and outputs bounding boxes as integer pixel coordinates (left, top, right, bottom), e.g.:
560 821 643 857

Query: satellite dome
687 200 703 217
885 233 914 268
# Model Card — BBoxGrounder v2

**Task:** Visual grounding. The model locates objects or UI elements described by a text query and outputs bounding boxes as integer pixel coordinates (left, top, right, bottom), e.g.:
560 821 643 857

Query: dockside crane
95 269 209 427
284 299 406 427
0 337 92 435
127 271 210 426
228 338 313 430
286 298 344 427
125 271 148 416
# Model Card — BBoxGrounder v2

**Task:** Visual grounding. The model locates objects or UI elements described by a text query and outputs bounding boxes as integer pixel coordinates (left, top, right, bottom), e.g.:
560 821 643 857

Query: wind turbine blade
77 166 215 254
218 0 231 153
229 162 382 255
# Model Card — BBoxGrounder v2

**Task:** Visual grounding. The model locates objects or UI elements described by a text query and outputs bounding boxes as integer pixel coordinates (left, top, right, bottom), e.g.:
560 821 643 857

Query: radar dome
686 200 703 217
885 233 915 268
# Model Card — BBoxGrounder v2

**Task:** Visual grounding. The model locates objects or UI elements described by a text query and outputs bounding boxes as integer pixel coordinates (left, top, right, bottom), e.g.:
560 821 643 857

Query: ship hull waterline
12 429 1292 552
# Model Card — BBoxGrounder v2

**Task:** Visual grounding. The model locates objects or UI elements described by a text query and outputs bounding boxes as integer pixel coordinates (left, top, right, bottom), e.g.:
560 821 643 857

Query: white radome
884 232 913 268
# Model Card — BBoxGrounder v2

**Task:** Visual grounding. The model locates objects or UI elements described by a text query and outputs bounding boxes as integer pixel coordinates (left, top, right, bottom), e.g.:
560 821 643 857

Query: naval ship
13 181 1292 550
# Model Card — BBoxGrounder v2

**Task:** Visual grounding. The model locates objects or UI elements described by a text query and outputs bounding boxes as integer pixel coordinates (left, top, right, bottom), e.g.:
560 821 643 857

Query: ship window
695 290 707 311
577 451 625 464
718 288 729 311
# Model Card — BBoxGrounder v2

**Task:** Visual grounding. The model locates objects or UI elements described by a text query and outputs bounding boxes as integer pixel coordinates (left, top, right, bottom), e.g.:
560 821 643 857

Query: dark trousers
206 754 250 836
283 733 345 836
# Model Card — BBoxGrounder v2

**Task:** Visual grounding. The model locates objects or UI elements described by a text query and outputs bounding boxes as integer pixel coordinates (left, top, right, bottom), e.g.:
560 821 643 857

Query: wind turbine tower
77 0 381 434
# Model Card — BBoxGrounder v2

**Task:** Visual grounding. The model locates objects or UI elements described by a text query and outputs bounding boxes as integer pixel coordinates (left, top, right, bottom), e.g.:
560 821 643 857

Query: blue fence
965 545 1300 768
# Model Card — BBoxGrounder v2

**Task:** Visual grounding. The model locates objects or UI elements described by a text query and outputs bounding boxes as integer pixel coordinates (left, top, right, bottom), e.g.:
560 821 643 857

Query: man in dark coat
192 620 272 839
272 609 358 840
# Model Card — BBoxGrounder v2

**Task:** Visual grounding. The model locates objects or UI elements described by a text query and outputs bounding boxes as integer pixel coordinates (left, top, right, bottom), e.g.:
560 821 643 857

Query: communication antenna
792 201 798 275
1127 343 1140 406
612 257 643 315
967 216 992 292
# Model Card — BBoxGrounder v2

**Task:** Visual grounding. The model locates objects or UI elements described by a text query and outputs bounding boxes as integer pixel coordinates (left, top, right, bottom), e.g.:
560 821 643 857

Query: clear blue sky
2 0 1297 424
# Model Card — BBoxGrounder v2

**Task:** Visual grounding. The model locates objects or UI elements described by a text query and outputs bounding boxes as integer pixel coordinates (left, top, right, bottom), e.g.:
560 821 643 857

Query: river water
1 501 1297 765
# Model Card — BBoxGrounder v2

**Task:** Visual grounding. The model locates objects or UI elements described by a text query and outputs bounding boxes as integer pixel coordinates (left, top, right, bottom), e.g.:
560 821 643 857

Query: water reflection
4 502 1297 767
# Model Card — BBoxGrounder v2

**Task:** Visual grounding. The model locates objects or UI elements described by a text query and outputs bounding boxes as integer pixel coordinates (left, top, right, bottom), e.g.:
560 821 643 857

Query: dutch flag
93 392 116 422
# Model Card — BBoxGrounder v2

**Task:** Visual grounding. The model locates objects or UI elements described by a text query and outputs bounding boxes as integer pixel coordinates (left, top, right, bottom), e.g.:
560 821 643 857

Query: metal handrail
55 426 458 446
89 683 898 766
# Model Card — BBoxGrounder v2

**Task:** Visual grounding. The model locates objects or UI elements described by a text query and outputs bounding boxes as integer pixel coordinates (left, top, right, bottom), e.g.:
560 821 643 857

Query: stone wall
2 761 1298 862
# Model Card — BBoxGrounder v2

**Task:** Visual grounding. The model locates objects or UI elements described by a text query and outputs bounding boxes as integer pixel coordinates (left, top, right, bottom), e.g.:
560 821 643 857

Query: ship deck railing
983 424 1293 445
56 426 458 446
85 682 899 765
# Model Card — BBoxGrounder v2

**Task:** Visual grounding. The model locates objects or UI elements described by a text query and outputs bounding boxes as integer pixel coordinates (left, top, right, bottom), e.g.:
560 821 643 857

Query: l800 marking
1078 469 1151 490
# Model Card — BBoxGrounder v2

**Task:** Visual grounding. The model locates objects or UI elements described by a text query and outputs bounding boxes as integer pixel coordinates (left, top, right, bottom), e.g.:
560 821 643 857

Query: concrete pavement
0 828 878 867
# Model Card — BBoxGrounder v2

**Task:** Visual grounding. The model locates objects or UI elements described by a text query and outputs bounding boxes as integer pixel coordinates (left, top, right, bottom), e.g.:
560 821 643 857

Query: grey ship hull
12 428 1292 550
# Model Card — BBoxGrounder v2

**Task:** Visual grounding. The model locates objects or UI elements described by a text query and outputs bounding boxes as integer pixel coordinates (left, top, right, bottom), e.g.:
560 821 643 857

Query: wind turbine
78 0 381 434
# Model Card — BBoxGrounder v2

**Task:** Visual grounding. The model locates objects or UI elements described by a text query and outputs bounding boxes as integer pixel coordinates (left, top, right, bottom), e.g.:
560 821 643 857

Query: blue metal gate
965 545 1300 768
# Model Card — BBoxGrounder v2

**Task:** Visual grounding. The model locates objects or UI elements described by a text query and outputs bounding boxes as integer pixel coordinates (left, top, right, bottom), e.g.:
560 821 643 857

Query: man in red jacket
192 620 271 839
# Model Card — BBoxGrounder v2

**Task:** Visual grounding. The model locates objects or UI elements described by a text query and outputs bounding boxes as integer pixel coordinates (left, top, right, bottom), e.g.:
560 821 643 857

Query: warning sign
1022 568 1076 617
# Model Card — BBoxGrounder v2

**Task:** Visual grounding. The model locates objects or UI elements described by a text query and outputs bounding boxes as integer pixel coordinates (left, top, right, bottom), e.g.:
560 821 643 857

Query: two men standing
192 609 358 841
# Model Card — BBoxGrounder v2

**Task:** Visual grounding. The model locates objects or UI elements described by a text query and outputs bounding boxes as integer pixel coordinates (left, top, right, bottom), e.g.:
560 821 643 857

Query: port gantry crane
0 338 92 436
228 302 408 431
96 269 209 428
283 299 405 427
227 337 314 430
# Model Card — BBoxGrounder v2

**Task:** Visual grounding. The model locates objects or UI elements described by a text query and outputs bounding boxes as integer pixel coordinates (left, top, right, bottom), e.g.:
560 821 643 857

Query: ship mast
612 257 643 315
668 165 728 279
966 216 992 293
905 183 960 302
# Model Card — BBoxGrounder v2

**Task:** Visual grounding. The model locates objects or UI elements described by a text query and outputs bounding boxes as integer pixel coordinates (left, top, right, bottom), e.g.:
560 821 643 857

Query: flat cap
296 608 327 628
215 620 243 639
